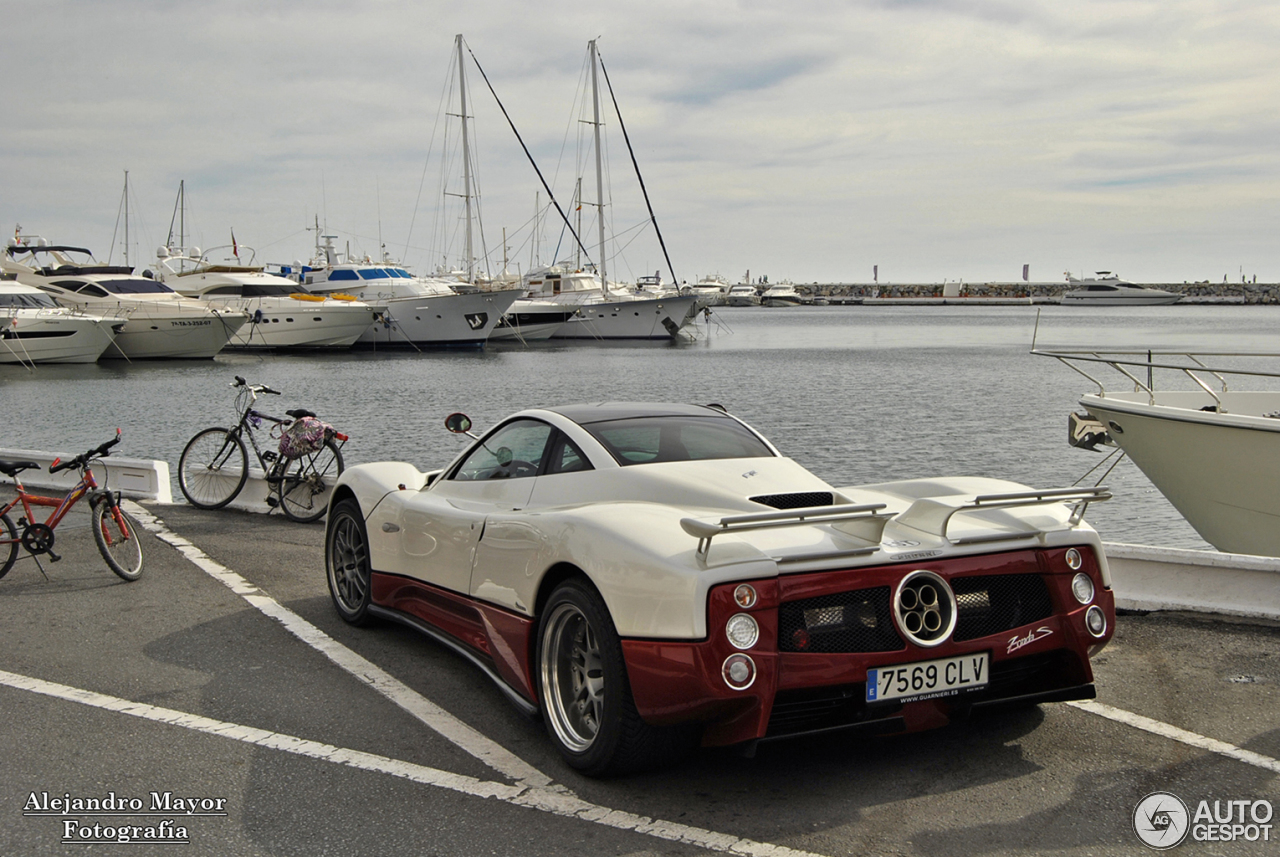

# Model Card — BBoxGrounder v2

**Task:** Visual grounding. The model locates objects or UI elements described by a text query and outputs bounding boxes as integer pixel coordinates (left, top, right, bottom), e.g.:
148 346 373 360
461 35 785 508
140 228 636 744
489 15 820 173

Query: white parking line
1067 700 1280 774
0 669 825 857
123 502 551 789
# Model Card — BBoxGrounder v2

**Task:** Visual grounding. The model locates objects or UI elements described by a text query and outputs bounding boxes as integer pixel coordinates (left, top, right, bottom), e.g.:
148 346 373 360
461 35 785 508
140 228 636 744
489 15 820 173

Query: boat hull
1083 391 1280 556
0 315 120 363
354 289 520 348
223 300 377 349
549 295 701 340
102 310 247 359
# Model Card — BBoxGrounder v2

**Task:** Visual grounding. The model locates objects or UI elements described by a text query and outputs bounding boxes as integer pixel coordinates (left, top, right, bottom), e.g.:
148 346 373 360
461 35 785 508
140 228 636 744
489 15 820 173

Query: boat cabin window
96 278 175 295
52 280 111 298
451 419 554 481
0 291 59 308
357 268 391 280
204 285 244 296
389 268 413 279
241 283 299 297
584 415 774 466
326 270 359 281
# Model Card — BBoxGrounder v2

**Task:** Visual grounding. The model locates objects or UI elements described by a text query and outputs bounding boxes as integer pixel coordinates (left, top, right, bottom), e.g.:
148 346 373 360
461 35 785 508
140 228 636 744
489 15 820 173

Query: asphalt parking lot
2 502 1279 856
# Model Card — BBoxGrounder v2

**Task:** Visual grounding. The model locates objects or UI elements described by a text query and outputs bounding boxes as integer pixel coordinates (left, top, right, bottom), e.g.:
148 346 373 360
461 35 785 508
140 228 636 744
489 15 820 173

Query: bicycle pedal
48 551 61 563
265 497 279 508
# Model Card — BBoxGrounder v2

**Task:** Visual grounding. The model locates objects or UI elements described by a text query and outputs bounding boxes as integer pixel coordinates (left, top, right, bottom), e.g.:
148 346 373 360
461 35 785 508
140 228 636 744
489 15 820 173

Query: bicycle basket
278 417 330 459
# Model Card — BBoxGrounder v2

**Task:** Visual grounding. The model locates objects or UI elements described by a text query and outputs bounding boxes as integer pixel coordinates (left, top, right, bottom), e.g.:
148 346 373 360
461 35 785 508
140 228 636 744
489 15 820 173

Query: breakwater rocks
800 282 1280 304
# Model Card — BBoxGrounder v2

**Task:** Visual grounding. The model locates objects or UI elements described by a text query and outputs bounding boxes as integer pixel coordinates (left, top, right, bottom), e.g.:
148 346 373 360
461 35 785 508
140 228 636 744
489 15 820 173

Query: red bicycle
0 431 144 581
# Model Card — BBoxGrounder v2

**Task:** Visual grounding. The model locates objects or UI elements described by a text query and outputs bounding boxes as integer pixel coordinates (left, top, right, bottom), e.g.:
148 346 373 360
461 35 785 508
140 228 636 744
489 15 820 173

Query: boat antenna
462 40 594 268
597 49 679 288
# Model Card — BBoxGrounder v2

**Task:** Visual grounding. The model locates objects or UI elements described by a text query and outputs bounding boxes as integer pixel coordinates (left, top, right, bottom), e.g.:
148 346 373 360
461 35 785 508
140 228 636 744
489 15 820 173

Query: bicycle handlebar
232 375 280 396
49 432 121 474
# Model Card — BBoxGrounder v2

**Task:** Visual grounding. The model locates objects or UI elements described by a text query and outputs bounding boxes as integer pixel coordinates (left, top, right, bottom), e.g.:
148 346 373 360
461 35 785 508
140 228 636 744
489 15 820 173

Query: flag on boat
231 229 239 259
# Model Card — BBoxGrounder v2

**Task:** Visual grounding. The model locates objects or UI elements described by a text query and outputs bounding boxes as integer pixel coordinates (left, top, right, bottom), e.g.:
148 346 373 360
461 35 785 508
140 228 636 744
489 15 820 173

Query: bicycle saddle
0 460 39 478
286 408 316 419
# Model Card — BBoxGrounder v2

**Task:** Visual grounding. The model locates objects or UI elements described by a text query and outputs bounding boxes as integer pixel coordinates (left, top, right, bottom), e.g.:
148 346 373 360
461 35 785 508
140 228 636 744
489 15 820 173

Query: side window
544 435 593 475
452 419 553 481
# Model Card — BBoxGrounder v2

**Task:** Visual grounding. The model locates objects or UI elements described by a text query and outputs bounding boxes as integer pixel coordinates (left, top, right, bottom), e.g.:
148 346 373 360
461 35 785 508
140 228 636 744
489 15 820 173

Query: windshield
0 291 59 309
583 415 773 466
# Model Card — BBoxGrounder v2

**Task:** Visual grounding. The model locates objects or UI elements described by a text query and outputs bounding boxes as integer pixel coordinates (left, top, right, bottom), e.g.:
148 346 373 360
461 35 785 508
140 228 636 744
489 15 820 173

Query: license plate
866 652 989 704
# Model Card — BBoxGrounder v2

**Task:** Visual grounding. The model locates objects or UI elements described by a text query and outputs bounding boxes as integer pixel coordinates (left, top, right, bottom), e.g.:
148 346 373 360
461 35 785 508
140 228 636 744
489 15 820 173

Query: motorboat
520 265 701 340
1040 348 1280 557
152 246 377 349
1061 272 1181 306
282 236 520 349
3 241 247 359
488 299 579 342
682 275 730 306
761 282 803 307
0 280 124 364
724 284 761 307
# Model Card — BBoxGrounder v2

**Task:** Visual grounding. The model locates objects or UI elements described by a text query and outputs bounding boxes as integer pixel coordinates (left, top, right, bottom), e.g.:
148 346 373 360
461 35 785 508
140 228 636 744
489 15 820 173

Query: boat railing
1033 349 1280 411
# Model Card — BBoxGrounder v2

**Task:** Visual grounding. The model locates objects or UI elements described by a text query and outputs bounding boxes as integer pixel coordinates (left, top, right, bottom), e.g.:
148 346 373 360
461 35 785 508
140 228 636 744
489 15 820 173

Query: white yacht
724 284 761 307
153 246 376 349
761 282 803 307
520 265 701 340
0 280 124 364
682 275 730 306
1061 272 1181 306
3 241 247 359
285 236 520 349
1042 348 1280 557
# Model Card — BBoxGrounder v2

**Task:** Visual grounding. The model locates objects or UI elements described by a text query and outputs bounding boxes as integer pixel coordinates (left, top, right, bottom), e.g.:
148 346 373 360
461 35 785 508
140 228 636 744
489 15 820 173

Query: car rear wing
681 486 1111 560
681 504 890 560
893 486 1112 546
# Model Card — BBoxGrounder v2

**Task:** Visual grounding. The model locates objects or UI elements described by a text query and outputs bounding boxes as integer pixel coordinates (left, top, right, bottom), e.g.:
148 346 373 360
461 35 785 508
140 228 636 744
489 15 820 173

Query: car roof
544 402 728 425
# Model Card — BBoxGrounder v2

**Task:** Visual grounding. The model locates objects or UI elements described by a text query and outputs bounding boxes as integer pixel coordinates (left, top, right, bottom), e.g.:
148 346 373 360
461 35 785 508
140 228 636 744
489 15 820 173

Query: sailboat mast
589 39 606 288
123 170 130 268
456 33 474 283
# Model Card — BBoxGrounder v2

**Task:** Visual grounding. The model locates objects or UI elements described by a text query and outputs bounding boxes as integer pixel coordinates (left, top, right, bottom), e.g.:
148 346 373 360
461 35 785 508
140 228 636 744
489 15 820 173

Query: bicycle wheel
0 512 18 579
179 428 248 509
276 439 344 523
93 501 143 581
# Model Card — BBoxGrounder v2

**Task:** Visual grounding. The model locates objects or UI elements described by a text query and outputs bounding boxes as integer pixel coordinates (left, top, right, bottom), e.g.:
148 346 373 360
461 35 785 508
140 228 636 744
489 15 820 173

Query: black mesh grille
766 683 899 736
951 574 1053 642
750 492 834 510
778 586 904 653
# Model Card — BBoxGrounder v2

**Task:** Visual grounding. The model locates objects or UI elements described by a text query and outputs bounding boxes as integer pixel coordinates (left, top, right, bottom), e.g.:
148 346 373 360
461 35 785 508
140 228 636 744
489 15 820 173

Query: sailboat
528 39 700 340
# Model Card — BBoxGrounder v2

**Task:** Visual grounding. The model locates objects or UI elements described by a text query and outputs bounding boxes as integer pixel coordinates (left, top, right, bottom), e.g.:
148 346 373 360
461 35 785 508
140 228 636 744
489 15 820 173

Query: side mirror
444 412 472 434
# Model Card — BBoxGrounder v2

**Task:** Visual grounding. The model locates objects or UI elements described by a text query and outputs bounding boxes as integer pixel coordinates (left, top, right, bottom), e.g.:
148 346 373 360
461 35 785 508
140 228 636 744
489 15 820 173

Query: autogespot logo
1133 792 1190 849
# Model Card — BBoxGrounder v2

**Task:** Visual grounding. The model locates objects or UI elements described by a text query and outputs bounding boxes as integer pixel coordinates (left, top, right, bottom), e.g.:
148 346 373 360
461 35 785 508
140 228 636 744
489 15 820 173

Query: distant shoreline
793 281 1278 304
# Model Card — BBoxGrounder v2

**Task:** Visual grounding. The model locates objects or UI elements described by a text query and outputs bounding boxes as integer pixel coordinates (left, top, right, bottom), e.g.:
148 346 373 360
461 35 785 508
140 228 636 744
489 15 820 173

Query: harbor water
4 303 1279 550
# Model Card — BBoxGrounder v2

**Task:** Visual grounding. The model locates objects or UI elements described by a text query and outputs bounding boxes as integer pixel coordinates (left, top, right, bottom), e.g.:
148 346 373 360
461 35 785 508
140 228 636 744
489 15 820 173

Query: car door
372 419 553 595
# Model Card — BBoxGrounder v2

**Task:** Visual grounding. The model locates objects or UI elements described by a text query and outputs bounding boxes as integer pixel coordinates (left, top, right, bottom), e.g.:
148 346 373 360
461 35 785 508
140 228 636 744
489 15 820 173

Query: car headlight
1085 605 1107 637
1065 548 1083 570
726 613 759 650
722 653 756 690
733 583 758 609
1071 572 1095 605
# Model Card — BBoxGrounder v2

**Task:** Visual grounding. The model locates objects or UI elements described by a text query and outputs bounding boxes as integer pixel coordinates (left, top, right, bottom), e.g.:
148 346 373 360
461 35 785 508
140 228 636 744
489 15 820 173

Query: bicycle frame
1 468 98 534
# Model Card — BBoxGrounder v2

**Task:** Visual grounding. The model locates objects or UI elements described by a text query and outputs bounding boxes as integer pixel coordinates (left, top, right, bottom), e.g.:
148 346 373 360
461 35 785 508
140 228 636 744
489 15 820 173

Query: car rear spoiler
681 504 890 560
681 486 1111 560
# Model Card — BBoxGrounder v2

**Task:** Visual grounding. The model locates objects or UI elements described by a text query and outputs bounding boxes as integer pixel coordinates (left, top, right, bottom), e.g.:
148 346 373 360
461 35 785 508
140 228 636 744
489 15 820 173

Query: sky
4 0 1278 285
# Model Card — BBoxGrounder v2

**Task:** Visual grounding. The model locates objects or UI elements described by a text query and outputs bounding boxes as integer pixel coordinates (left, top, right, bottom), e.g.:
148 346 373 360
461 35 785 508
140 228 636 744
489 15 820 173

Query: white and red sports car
325 403 1115 776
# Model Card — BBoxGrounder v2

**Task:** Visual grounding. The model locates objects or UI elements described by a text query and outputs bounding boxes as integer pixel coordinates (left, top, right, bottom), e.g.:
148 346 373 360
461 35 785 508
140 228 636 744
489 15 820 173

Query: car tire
537 578 697 776
326 498 374 625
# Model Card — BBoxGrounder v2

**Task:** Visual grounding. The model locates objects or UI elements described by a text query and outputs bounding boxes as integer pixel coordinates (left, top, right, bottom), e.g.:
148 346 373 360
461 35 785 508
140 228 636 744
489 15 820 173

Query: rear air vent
751 492 834 510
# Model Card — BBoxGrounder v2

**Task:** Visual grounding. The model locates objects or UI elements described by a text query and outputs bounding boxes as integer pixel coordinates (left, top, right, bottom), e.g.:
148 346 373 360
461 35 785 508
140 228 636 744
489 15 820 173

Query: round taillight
791 628 810 650
1071 573 1095 605
733 583 758 609
722 653 756 690
726 613 759 650
1085 605 1107 638
1065 548 1083 570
